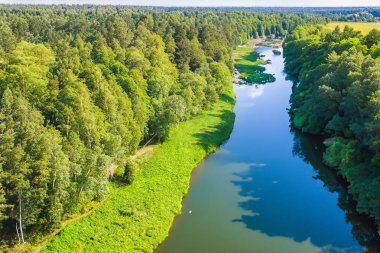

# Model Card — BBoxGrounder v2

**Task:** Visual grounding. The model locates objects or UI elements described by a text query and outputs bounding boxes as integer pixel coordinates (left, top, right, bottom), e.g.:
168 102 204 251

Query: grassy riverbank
233 45 275 84
40 84 236 253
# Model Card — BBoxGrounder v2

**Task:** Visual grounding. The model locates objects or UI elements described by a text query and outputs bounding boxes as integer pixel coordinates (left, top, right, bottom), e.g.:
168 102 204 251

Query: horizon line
0 3 380 8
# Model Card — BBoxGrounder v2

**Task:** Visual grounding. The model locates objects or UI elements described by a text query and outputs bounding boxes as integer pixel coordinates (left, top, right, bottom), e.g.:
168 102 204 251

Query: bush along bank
284 25 380 229
41 84 236 253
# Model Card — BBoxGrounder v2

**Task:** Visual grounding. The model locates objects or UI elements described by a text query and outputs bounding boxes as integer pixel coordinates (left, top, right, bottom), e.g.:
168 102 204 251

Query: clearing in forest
326 21 380 34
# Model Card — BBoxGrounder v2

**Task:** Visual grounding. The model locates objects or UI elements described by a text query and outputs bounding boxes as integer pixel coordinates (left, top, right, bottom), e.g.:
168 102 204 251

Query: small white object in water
189 210 192 214
273 181 279 184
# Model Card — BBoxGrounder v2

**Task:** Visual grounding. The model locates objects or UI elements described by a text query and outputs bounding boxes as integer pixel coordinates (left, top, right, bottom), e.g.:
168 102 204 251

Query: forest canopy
0 5 326 248
284 24 380 228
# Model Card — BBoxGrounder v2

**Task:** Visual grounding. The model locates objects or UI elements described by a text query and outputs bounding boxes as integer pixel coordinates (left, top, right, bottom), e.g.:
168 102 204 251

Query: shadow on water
291 130 380 252
231 128 380 252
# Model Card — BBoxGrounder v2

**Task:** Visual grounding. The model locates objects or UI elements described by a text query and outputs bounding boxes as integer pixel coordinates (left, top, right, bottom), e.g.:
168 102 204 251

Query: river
156 47 380 253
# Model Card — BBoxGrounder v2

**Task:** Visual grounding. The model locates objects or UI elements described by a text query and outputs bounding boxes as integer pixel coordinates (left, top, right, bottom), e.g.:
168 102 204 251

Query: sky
0 0 379 7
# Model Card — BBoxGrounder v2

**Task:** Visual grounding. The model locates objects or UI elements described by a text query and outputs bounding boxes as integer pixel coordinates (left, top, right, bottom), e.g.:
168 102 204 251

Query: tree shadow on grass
192 109 235 154
220 92 235 105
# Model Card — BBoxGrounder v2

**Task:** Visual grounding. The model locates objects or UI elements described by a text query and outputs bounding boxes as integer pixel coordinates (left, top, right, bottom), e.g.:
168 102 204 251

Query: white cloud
248 85 265 99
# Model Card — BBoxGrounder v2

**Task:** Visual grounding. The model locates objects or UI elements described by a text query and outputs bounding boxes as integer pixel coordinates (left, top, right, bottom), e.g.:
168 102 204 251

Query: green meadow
41 84 236 253
326 21 380 35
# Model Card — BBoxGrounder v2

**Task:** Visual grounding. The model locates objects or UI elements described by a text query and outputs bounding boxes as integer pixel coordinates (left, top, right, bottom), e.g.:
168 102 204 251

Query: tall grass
326 21 380 35
41 84 236 253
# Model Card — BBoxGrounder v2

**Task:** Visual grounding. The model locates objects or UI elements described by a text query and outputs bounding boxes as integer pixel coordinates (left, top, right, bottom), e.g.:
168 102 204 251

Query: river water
156 47 380 253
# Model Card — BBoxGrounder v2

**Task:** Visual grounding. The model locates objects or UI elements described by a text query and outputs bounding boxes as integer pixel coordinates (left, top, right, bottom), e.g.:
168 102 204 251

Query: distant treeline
314 8 380 22
84 6 380 22
0 6 325 248
284 25 380 228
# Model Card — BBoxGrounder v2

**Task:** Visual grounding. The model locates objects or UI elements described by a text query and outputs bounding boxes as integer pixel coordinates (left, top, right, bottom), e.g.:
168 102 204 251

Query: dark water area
156 47 380 253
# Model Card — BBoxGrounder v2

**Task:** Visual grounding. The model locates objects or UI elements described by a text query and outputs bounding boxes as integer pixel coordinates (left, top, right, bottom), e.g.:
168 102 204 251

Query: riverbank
40 84 235 252
233 44 275 84
155 46 377 253
284 25 380 233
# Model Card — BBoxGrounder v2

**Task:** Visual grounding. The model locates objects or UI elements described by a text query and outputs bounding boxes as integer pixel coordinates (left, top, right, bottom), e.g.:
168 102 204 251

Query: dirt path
30 146 154 253
130 146 154 160
32 197 109 253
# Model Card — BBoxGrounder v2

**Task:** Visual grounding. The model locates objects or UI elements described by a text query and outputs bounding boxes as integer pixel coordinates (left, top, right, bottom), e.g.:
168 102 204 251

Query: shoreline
39 83 236 252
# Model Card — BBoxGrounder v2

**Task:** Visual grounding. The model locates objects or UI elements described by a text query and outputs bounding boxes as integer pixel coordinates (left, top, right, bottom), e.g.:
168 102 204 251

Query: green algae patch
234 45 275 84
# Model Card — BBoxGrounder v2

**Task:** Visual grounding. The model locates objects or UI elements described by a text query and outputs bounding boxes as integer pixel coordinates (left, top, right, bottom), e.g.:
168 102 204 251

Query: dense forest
0 5 327 248
305 7 380 22
162 7 380 21
284 25 380 229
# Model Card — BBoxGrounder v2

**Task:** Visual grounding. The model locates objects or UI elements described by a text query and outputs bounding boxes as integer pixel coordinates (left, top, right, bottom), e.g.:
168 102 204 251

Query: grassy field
233 45 275 84
326 21 380 35
40 84 236 252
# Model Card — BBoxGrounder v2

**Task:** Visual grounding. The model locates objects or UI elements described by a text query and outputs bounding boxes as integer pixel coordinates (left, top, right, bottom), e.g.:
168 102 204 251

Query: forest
0 5 327 250
284 25 380 228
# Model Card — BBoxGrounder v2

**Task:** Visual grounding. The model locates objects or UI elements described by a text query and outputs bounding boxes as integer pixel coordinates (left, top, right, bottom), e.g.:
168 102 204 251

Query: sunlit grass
326 21 380 35
233 46 275 84
41 84 236 253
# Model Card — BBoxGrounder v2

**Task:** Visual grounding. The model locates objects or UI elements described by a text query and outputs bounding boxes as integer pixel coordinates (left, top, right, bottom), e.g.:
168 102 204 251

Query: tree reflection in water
291 129 380 252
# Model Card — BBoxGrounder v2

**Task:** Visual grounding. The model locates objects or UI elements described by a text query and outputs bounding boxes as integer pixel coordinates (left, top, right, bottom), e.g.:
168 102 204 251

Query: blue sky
1 0 379 7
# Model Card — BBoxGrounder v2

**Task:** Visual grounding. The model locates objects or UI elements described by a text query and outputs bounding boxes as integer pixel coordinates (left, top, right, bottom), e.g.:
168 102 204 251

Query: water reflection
246 85 265 99
234 85 266 109
291 130 380 252
156 46 380 253
231 129 380 252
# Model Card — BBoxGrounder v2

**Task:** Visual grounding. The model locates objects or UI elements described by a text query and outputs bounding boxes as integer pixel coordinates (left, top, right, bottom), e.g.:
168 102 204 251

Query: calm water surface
156 47 380 253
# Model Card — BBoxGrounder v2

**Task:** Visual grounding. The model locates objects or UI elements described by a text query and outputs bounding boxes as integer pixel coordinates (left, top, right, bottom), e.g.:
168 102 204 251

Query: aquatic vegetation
234 46 276 84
